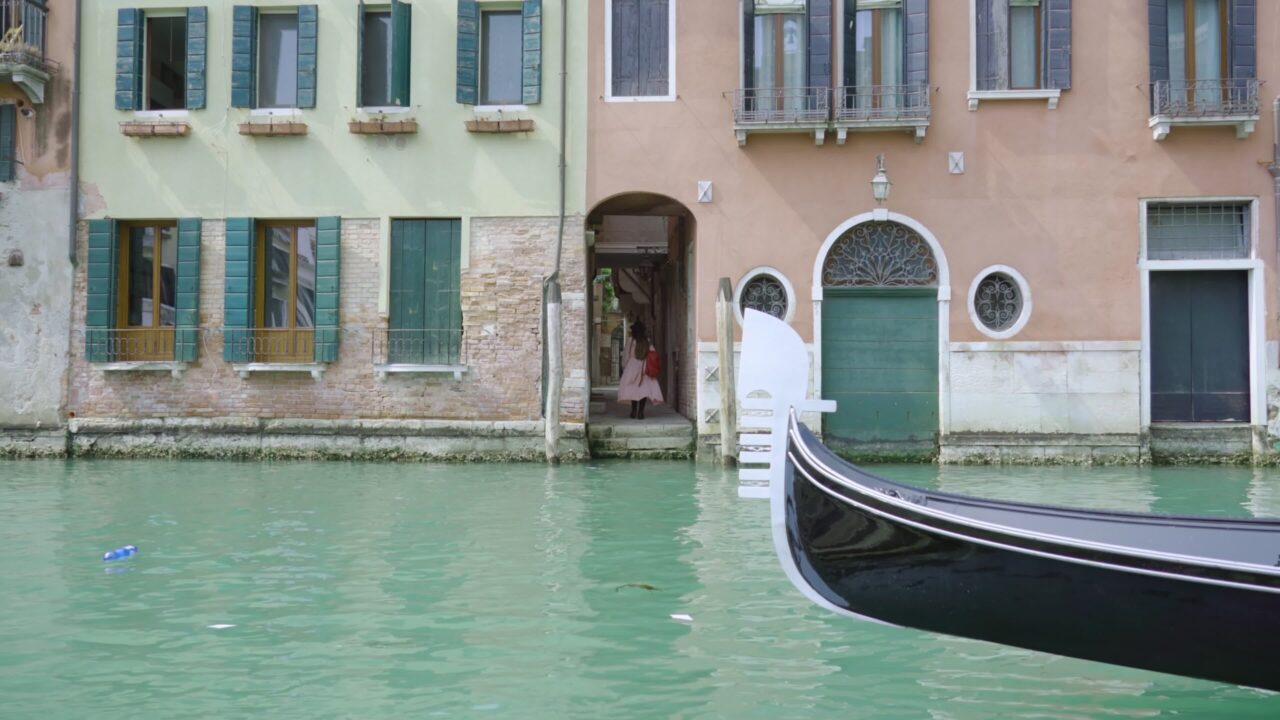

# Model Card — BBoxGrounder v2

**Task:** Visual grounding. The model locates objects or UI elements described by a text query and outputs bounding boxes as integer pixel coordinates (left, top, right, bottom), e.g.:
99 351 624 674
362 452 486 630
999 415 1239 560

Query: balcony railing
372 328 465 367
87 328 176 363
0 0 49 66
732 87 830 126
1151 78 1259 118
834 84 930 122
224 327 316 364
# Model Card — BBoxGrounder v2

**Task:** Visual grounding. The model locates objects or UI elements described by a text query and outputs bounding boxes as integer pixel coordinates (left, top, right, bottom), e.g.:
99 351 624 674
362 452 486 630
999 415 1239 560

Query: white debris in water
207 624 236 630
670 614 693 623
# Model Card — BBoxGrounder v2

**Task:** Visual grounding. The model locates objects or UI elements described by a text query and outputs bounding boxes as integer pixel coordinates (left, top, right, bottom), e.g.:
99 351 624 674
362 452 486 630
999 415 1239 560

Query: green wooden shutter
223 218 255 362
521 0 542 104
742 0 754 90
231 6 258 108
1229 0 1256 80
86 220 119 363
424 220 462 364
174 218 202 362
807 0 831 90
1043 0 1071 90
186 7 208 109
297 5 319 108
457 0 479 104
390 220 425 363
904 0 929 92
116 8 144 111
314 217 341 363
391 0 412 106
0 104 15 182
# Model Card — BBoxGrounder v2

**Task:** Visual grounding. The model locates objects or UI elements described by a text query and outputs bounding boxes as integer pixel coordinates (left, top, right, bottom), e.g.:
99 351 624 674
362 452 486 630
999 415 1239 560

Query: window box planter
348 119 418 135
238 121 308 137
119 121 191 138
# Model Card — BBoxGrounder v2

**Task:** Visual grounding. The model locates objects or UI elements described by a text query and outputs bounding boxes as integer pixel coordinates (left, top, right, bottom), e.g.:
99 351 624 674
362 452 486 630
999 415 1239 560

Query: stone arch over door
812 212 951 458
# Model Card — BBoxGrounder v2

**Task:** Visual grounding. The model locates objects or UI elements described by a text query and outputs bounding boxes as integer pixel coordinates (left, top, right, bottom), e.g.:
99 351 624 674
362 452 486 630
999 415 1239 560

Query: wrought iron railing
1151 78 1259 118
834 84 930 122
372 328 465 366
733 87 830 125
224 327 316 363
86 328 176 362
0 0 51 69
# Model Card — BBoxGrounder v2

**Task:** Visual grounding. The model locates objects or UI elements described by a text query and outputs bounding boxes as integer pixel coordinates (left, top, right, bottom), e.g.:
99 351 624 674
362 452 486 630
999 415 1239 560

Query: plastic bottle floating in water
102 545 138 562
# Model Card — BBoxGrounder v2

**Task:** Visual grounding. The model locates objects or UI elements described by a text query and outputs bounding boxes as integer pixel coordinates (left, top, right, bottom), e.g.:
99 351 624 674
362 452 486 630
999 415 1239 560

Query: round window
970 268 1030 338
739 273 789 321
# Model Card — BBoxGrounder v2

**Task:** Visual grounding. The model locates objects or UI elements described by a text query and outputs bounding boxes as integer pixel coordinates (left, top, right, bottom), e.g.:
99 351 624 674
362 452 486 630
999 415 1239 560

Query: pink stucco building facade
587 0 1279 461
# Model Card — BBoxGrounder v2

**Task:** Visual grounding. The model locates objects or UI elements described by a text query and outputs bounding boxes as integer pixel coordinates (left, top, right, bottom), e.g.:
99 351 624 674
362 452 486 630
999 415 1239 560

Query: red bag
645 347 661 379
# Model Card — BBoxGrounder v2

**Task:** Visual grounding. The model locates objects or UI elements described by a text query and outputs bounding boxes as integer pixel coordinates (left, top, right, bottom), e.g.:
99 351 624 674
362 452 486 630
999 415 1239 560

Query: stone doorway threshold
587 387 694 459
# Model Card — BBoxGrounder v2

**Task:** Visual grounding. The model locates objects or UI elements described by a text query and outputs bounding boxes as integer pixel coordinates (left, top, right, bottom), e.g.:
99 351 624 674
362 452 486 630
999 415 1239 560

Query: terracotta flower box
348 119 418 135
238 121 308 137
119 121 191 138
464 118 535 134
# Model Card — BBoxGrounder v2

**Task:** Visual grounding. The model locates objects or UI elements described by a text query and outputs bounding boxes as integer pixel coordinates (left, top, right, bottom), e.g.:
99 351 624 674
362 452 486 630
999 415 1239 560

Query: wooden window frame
254 220 316 363
1007 2 1041 90
115 220 177 361
1180 0 1228 85
256 9 301 110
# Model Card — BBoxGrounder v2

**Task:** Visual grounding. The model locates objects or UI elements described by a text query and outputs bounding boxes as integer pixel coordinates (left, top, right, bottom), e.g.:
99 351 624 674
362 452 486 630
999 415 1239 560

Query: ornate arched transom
821 221 938 288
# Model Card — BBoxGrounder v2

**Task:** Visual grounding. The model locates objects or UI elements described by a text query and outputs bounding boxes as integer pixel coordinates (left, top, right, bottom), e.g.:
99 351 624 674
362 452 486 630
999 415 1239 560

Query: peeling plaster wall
0 182 72 425
0 0 76 428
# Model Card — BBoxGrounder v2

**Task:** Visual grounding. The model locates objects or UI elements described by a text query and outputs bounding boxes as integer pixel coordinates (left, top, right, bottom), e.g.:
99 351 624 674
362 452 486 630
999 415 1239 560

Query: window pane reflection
128 227 155 327
266 227 292 328
295 226 316 328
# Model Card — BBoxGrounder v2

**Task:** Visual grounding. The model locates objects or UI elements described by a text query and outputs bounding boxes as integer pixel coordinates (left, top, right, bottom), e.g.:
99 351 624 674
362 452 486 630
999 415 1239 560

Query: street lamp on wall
871 153 891 206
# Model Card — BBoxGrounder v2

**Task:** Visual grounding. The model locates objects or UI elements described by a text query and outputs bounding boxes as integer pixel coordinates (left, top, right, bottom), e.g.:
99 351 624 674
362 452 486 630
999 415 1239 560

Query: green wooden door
390 219 461 364
822 288 938 458
1150 271 1249 422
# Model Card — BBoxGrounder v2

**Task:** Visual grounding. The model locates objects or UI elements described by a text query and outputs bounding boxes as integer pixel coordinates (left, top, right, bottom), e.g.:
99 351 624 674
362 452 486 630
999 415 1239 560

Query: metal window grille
973 272 1022 332
1146 203 1250 260
740 274 788 320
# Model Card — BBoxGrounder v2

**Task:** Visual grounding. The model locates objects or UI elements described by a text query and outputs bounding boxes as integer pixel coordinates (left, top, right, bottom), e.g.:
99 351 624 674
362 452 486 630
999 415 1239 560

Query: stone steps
587 419 695 459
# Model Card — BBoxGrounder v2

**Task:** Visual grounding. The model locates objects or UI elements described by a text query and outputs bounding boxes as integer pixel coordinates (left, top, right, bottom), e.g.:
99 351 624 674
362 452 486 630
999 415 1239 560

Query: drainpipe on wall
1270 97 1280 381
68 0 82 266
542 0 569 463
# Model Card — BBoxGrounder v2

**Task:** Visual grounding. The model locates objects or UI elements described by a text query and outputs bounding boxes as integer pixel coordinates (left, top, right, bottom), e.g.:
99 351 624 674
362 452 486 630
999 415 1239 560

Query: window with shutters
259 12 300 108
0 103 16 182
376 219 464 370
360 1 411 108
606 0 673 101
480 10 523 105
116 7 207 112
969 0 1069 109
1147 0 1258 138
85 218 202 365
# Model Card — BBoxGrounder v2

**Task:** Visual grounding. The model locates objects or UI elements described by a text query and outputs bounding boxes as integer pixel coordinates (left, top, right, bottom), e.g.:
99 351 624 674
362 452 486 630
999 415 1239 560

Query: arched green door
820 221 939 460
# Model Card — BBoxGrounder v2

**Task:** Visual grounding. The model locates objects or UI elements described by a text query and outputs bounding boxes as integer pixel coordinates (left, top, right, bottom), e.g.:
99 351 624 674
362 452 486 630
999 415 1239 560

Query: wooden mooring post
715 278 738 466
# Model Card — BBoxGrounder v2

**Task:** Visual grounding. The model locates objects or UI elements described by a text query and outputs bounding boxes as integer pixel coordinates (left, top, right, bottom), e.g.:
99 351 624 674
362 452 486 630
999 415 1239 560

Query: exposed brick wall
67 215 588 423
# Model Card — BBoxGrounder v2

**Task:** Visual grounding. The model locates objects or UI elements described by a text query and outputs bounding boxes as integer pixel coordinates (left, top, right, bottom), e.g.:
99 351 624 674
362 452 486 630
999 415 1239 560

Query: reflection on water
0 460 1277 719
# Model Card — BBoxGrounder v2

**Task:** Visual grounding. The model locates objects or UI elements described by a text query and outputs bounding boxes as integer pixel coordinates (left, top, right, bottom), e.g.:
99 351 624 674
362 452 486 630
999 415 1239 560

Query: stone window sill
100 361 188 379
239 121 308 137
374 364 469 381
349 119 418 135
465 118 534 134
232 363 325 380
967 89 1061 111
120 121 191 138
1148 114 1258 141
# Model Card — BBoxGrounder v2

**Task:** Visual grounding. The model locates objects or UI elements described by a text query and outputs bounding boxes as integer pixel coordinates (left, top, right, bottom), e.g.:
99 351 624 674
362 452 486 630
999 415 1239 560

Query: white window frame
1137 197 1265 433
967 264 1032 340
734 266 796 325
966 0 1060 110
604 0 677 102
254 7 302 113
138 10 189 117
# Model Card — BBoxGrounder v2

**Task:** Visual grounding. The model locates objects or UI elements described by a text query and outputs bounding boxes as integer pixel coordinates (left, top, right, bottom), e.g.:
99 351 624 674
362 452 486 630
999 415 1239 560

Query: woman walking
618 321 663 419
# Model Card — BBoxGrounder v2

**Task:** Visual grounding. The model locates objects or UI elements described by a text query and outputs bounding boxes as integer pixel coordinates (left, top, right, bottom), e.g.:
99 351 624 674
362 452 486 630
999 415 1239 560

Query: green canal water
2 460 1279 719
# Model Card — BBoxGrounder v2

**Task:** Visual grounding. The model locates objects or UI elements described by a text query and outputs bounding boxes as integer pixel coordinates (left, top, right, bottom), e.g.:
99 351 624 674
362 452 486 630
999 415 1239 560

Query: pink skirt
617 356 664 403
